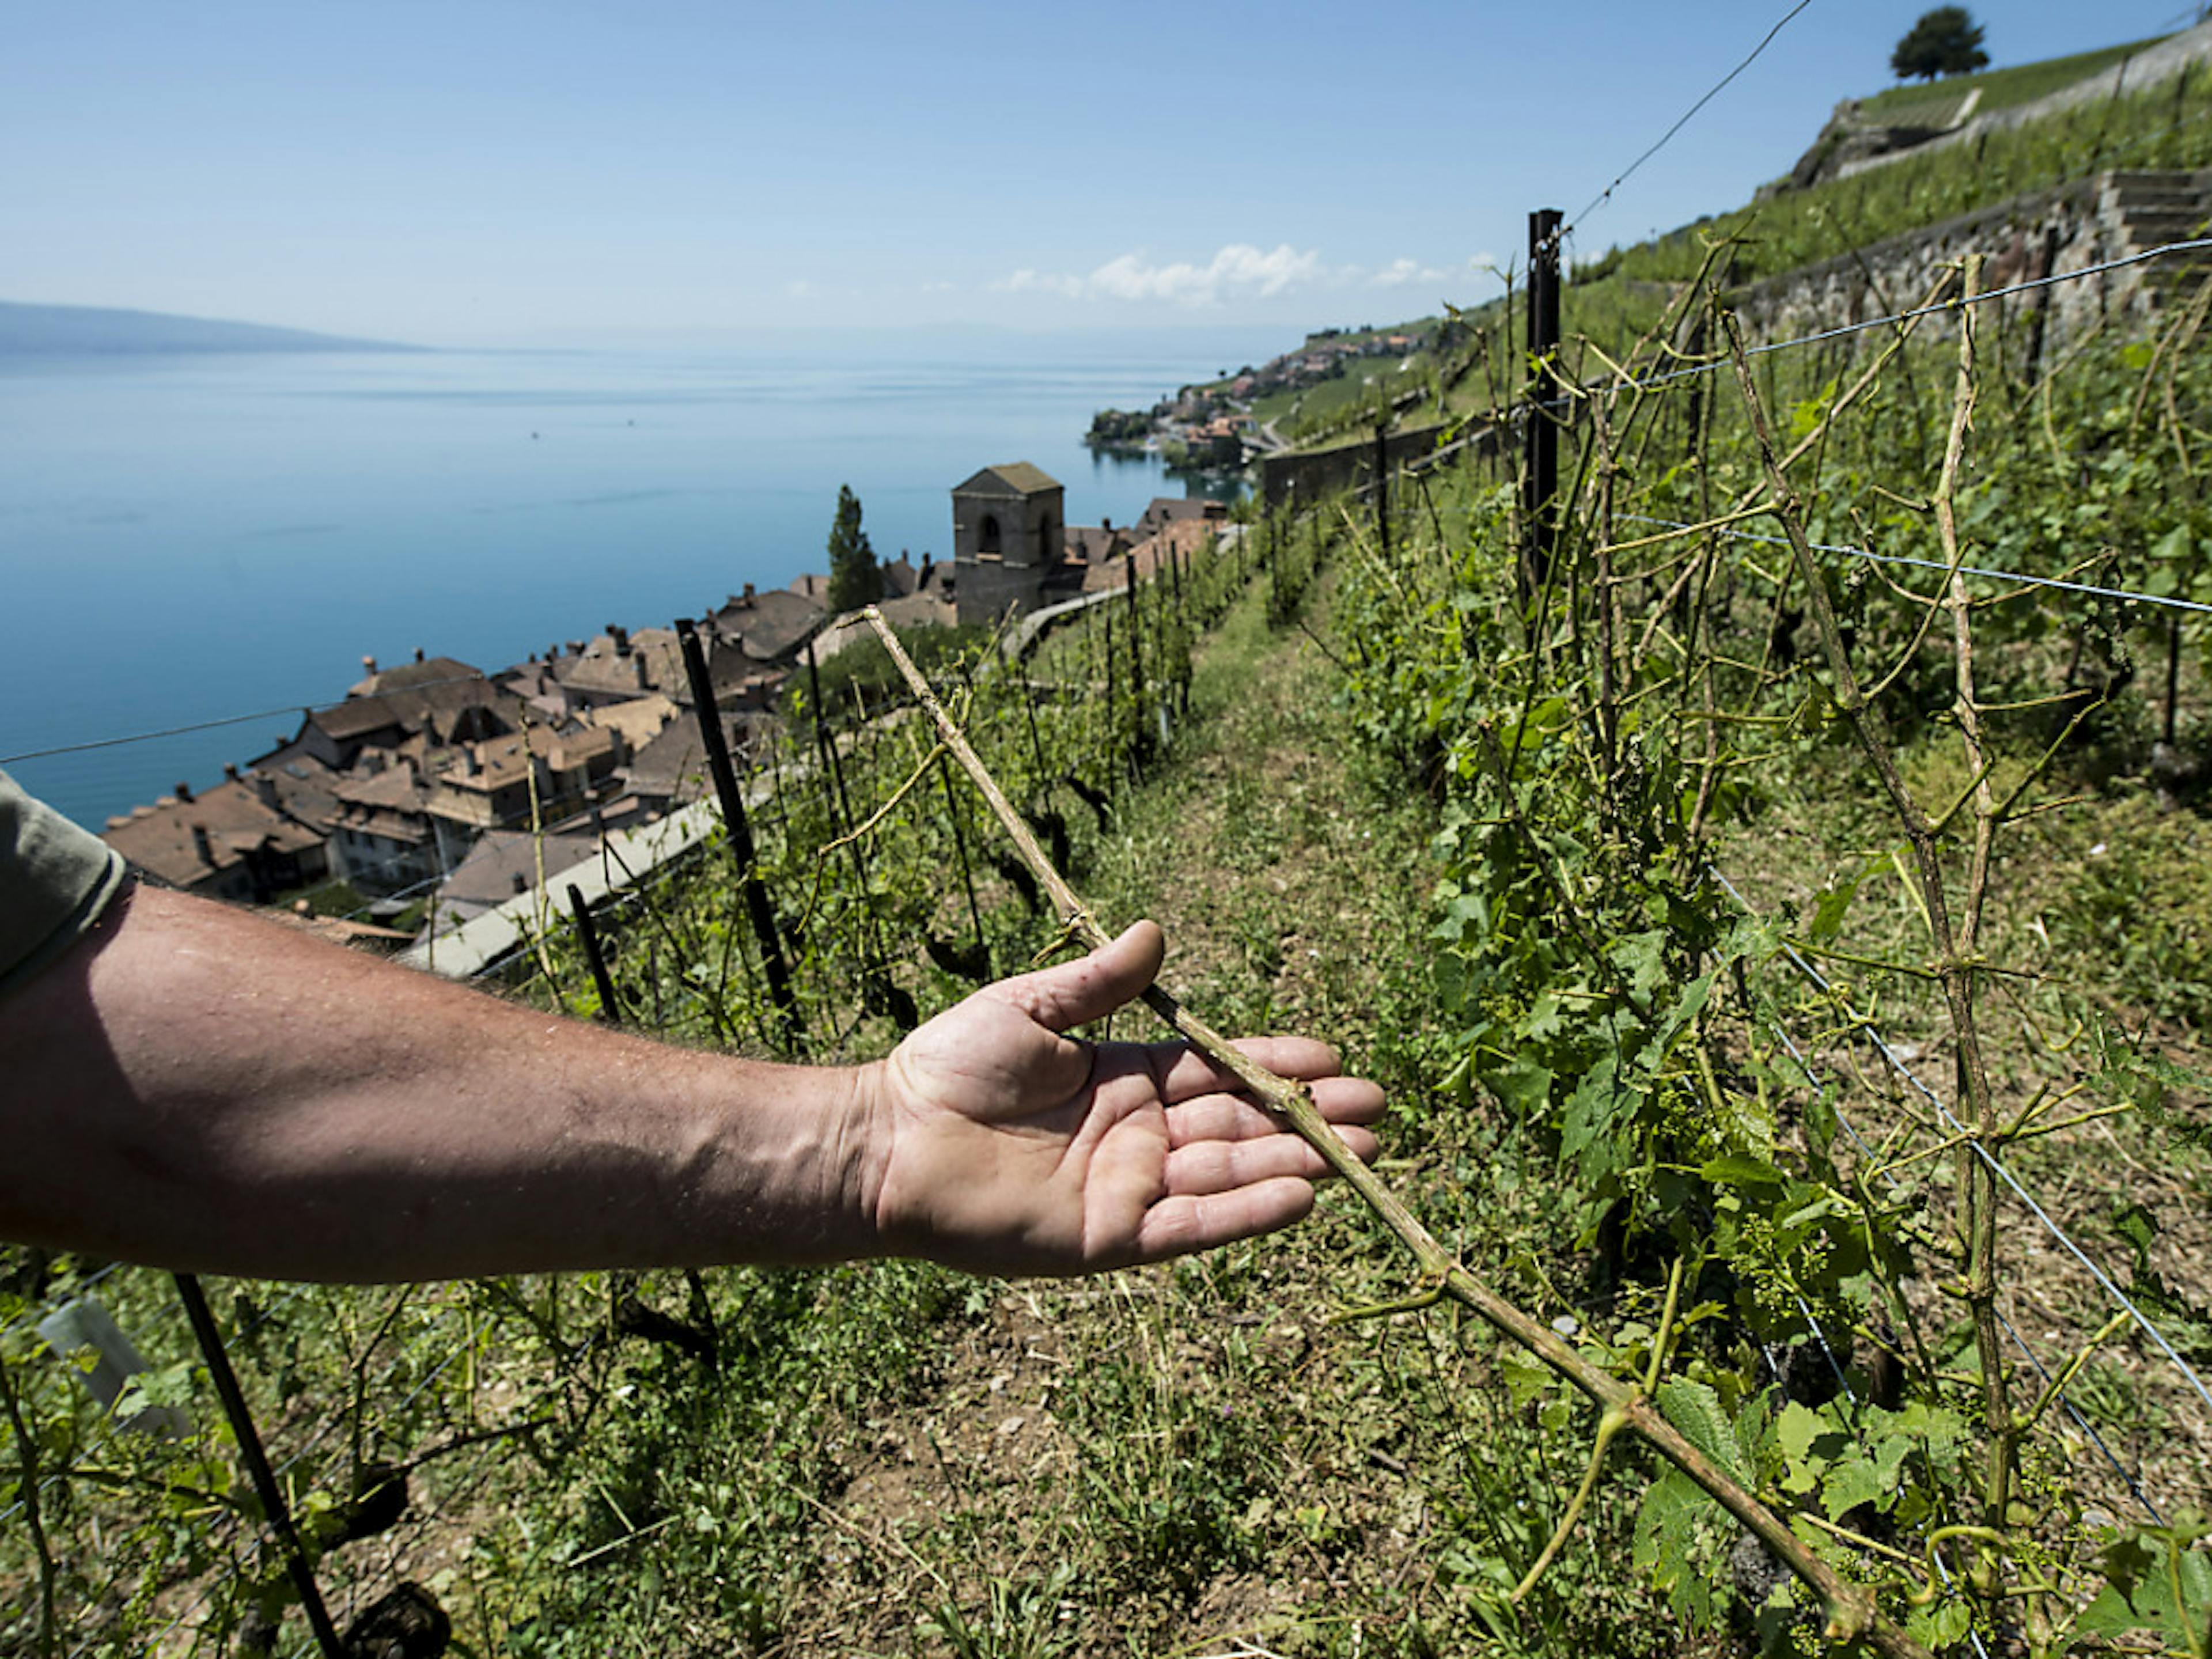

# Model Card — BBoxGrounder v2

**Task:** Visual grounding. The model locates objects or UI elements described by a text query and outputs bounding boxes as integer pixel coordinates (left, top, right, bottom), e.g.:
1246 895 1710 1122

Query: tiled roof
102 778 326 888
309 665 518 749
953 462 1062 497
584 693 680 751
249 757 343 834
623 712 760 803
1066 525 1129 565
355 656 484 696
880 555 921 598
335 763 427 810
435 829 600 912
712 588 824 664
1135 496 1227 539
875 592 957 631
314 696 407 743
442 725 618 795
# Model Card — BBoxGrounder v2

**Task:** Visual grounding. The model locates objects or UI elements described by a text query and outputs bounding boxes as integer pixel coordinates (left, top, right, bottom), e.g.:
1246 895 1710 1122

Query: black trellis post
1171 546 1191 718
675 617 805 1056
1101 599 1116 769
806 647 865 856
1124 556 1149 768
1021 668 1051 782
1522 207 1563 601
806 643 914 1029
935 755 990 975
174 1274 346 1658
566 883 622 1025
1373 422 1391 566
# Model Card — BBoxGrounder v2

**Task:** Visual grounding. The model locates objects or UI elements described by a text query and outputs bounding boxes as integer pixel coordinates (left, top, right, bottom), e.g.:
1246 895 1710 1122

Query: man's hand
2 884 1377 1283
861 921 1385 1275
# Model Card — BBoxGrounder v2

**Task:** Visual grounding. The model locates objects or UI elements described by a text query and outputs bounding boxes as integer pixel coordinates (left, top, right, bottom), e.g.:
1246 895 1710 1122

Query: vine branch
860 607 1933 1659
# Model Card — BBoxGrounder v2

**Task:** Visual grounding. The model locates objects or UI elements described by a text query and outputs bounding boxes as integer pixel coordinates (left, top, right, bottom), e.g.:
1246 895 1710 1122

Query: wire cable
1616 512 2212 616
1622 235 2212 393
1560 0 1819 244
1730 896 2168 1524
2 671 499 767
1710 869 2212 1422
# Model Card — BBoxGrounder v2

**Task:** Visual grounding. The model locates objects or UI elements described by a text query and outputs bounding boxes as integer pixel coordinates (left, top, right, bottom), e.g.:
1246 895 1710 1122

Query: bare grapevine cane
858 608 1933 1658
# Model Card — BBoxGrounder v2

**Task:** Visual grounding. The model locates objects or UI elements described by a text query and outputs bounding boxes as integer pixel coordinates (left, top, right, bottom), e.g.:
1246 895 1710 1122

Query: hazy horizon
6 2 2191 348
0 298 1350 361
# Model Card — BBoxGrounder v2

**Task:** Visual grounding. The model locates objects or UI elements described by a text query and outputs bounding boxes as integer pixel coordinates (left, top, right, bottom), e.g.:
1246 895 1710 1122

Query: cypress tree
825 484 882 612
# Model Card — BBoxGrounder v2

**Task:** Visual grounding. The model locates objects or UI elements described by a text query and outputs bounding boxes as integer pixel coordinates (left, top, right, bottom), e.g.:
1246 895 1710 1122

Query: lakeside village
96 469 1232 956
1086 324 1433 469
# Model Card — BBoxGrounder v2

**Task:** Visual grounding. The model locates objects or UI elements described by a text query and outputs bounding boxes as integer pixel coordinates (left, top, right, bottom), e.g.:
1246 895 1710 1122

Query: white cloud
991 244 1508 307
997 267 1088 300
1370 257 1449 289
998 243 1323 306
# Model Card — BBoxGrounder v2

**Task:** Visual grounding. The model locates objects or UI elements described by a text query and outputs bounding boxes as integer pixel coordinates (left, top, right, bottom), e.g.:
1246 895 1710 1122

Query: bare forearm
0 884 878 1281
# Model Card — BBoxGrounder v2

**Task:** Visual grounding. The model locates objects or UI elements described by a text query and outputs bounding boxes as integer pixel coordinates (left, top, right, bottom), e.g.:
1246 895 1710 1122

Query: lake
0 328 1284 830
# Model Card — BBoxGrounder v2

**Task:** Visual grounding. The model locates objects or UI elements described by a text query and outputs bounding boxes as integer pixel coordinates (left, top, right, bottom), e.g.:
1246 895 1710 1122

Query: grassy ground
0 573 1686 1659
752 578 1695 1657
1858 35 2177 126
18 524 2203 1653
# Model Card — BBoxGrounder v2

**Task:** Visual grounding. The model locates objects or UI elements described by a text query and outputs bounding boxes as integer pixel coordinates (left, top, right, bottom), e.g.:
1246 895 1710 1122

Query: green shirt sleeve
0 768 130 999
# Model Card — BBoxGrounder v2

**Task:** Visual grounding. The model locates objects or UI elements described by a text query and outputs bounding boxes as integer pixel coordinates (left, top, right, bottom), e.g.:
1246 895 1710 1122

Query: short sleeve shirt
0 768 130 999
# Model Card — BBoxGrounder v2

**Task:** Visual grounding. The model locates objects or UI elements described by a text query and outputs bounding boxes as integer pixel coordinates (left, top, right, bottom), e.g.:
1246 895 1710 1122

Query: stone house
950 463 1085 626
259 656 518 774
423 830 601 936
422 725 623 837
711 585 825 666
622 710 762 815
552 626 678 709
1134 496 1228 541
1065 521 1133 567
328 760 463 895
103 772 335 904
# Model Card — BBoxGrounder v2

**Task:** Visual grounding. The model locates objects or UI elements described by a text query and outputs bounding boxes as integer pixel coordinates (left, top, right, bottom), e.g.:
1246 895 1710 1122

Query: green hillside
1271 41 2211 449
1857 32 2172 127
10 28 2212 1659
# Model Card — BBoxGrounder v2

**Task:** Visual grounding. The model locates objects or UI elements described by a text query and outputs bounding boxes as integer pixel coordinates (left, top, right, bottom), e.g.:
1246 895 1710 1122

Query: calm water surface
0 329 1277 828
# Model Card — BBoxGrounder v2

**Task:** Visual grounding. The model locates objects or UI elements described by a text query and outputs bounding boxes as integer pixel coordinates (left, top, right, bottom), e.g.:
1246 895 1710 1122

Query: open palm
863 922 1385 1275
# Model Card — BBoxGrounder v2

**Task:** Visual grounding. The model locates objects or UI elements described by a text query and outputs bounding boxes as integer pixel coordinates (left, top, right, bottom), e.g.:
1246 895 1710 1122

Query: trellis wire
1751 1317 1994 1659
1705 869 2212 1423
1995 1304 2165 1525
1617 511 2212 617
272 1315 482 1482
1557 0 1817 246
0 1260 123 1337
1620 235 2212 393
7 365 1234 1654
1724 891 2169 1525
1 670 498 766
1407 237 2212 501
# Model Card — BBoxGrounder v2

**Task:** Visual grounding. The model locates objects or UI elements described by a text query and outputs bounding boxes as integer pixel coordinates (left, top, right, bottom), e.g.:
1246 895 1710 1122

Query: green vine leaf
1656 1377 1751 1485
1904 1597 1972 1649
1819 1454 1882 1520
1633 1467 1720 1623
2076 1514 2212 1646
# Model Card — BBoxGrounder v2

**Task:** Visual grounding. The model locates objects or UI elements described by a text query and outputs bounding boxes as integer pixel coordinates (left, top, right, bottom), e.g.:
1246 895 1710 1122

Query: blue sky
5 1 2201 346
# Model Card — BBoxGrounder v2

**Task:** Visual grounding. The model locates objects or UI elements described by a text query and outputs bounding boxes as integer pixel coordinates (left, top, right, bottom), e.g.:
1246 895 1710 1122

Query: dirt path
772 585 1468 1658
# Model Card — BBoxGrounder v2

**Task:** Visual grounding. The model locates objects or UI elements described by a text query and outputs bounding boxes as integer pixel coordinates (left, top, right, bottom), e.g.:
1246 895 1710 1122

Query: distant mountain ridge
0 301 420 355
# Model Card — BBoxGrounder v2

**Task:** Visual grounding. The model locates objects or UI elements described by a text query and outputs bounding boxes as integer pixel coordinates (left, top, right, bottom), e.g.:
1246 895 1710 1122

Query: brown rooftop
102 777 326 889
953 462 1062 498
